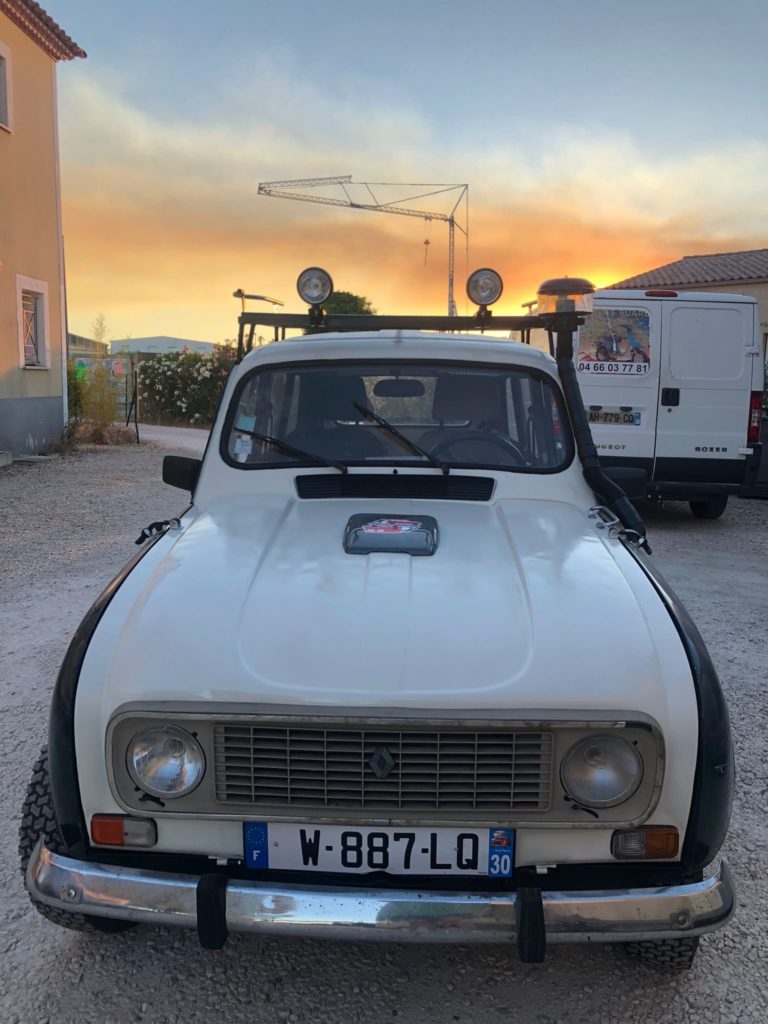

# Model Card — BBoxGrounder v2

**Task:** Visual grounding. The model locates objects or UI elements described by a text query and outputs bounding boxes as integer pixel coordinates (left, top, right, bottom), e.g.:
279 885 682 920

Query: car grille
213 725 553 812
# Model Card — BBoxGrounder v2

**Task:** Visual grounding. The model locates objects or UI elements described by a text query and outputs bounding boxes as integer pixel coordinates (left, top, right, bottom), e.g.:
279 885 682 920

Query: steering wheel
429 430 527 466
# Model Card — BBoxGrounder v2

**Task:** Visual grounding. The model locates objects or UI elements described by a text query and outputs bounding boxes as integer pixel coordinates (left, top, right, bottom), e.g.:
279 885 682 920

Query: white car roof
239 330 556 373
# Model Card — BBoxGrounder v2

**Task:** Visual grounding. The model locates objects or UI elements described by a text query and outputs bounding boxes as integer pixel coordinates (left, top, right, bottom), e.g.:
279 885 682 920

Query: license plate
244 823 514 877
588 408 642 426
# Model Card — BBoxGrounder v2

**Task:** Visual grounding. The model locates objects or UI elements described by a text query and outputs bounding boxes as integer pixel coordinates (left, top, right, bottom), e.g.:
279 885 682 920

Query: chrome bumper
27 840 734 946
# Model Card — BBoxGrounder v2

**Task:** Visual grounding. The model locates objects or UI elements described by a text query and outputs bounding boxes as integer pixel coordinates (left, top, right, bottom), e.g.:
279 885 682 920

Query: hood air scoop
343 514 439 556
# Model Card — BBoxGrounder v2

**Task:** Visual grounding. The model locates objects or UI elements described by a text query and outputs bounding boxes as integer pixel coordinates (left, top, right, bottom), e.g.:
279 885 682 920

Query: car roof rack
236 310 549 361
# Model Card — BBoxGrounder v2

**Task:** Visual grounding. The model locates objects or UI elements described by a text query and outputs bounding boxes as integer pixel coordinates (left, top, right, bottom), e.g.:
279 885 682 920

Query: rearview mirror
372 378 425 398
602 467 648 501
163 455 201 493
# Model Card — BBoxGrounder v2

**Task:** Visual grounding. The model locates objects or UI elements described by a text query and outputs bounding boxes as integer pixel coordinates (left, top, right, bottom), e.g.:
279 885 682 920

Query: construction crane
257 175 468 316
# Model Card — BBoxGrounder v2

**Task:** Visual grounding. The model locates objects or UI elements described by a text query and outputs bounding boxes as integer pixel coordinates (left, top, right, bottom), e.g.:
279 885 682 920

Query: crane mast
257 175 468 316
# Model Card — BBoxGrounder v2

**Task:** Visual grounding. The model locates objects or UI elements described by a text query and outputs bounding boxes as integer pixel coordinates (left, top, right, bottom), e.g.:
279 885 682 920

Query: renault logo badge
368 746 396 779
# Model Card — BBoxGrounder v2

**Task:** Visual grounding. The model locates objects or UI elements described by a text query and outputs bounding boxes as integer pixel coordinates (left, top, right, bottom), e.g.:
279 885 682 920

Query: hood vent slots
296 474 494 501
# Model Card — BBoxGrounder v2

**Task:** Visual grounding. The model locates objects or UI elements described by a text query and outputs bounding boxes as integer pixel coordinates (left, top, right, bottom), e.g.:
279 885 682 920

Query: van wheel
689 496 728 519
19 746 134 934
621 937 699 969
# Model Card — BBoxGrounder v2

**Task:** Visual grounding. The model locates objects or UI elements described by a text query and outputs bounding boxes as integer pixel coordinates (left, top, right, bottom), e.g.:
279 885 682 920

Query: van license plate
243 823 514 877
588 409 641 426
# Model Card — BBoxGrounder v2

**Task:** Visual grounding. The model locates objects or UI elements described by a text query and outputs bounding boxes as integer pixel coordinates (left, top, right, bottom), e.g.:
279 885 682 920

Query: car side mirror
602 467 648 501
163 455 201 493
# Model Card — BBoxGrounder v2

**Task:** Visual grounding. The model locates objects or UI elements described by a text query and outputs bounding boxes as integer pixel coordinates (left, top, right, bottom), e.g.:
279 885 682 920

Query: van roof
597 289 756 304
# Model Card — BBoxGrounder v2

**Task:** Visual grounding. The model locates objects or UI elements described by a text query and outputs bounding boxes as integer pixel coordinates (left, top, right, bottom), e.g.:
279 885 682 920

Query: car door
575 296 660 474
654 299 754 485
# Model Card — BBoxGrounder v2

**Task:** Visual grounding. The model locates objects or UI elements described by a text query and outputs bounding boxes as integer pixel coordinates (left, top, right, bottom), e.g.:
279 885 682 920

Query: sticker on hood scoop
344 514 438 556
362 518 422 534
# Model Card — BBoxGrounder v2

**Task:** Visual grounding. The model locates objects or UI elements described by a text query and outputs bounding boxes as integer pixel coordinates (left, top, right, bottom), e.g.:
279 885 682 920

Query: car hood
91 495 679 712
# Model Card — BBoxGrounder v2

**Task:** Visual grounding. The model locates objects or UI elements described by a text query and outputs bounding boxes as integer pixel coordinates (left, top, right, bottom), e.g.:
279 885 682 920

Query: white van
524 290 764 518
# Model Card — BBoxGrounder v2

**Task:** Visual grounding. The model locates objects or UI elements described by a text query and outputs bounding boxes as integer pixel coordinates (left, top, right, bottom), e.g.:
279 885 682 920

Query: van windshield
223 361 571 473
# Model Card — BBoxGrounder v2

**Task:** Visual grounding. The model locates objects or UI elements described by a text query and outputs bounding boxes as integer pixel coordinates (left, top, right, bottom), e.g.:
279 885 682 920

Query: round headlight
560 735 642 808
467 268 503 307
127 725 205 799
297 266 333 306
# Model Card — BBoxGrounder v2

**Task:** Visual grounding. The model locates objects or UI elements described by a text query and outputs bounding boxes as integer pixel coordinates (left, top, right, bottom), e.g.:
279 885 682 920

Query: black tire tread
18 746 132 933
622 937 700 969
689 497 728 519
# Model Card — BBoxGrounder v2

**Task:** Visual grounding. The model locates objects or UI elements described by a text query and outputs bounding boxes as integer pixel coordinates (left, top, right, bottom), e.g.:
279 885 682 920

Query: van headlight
126 725 205 799
560 735 643 808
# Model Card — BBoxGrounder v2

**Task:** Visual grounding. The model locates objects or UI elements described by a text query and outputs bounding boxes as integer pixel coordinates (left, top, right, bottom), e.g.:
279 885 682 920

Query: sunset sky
46 0 768 343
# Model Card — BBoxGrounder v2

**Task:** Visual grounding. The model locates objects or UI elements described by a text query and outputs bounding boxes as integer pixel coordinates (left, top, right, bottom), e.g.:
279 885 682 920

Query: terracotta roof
0 0 85 60
610 248 768 289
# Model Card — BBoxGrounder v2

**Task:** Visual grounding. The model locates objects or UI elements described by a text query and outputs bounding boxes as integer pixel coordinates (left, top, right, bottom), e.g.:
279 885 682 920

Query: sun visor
343 514 439 556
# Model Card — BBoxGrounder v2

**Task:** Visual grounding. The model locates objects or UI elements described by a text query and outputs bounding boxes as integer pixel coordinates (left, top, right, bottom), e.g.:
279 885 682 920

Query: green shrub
66 358 86 423
137 345 237 425
82 362 119 440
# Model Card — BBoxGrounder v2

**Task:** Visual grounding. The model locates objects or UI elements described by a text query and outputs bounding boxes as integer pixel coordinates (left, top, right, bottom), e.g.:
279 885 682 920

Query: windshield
223 361 571 473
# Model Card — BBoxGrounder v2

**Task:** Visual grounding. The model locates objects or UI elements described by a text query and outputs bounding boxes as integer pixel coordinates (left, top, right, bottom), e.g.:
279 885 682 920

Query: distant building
67 332 109 359
610 248 768 349
0 1 85 455
111 336 216 356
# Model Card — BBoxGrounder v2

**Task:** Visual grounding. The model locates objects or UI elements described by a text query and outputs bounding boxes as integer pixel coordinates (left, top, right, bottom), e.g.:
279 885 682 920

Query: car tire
621 937 700 969
689 496 728 519
19 746 134 934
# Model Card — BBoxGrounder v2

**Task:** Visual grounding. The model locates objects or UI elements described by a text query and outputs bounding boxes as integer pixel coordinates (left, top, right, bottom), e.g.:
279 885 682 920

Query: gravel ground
1 445 766 1024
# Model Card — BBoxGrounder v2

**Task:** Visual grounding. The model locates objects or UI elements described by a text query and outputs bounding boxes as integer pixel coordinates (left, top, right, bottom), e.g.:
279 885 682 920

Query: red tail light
748 391 763 444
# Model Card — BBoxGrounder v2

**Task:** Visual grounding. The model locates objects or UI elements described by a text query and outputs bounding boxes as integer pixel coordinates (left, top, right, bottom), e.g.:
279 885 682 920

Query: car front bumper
27 840 734 957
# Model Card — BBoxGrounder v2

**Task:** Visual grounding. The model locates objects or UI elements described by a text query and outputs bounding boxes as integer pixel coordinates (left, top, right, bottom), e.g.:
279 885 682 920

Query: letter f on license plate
244 823 514 877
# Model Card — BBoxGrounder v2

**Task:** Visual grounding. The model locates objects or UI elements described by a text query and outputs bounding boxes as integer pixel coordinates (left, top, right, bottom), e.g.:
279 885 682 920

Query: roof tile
0 0 86 61
610 247 768 289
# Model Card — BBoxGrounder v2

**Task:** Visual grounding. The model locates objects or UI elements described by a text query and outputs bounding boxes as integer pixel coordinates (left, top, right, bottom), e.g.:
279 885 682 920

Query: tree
325 291 376 316
91 312 110 347
304 291 376 334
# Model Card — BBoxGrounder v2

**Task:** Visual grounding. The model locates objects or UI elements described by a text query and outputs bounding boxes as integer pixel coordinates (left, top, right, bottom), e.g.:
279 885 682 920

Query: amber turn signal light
611 826 679 860
91 815 157 847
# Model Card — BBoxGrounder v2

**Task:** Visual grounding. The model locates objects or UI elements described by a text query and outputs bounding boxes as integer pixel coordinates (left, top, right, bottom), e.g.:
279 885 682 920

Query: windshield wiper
233 426 347 473
353 402 449 475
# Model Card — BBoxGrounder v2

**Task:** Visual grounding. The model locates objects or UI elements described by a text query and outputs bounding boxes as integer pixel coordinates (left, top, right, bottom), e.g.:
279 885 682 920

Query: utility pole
257 176 469 315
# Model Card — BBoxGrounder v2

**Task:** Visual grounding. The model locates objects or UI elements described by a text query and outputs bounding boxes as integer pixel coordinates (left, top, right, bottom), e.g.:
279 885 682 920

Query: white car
21 271 735 969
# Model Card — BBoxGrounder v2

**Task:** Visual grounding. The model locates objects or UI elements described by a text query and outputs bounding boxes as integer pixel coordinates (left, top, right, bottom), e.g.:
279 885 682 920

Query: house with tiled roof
609 248 768 349
0 1 85 458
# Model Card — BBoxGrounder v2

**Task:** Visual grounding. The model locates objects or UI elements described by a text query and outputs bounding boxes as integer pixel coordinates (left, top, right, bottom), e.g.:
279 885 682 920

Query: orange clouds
63 190 760 341
58 75 768 341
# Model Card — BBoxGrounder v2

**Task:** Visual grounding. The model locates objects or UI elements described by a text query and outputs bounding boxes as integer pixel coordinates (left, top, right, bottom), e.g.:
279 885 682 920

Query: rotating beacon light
536 276 595 315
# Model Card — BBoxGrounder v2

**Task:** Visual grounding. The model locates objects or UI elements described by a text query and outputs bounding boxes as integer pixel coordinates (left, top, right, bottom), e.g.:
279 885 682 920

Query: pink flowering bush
137 345 237 425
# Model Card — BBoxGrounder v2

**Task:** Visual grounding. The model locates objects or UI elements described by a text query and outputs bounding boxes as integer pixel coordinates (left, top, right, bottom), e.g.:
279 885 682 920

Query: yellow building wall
0 11 64 414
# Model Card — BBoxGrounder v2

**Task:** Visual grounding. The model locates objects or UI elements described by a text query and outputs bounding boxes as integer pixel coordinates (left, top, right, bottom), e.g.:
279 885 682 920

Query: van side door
654 300 754 487
575 298 660 474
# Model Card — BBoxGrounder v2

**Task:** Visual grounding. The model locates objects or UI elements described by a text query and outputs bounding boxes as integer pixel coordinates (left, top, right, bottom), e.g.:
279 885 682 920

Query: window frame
17 275 50 369
219 358 575 475
0 39 13 133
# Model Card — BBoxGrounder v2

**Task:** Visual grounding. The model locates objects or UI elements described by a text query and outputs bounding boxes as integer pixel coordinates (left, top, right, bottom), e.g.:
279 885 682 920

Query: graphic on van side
577 308 650 375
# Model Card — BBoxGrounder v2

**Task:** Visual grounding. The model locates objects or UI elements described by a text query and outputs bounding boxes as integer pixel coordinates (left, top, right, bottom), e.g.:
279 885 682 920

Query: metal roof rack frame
235 309 555 361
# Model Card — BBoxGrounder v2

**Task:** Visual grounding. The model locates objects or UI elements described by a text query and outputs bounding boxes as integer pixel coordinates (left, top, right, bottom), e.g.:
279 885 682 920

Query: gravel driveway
1 445 766 1024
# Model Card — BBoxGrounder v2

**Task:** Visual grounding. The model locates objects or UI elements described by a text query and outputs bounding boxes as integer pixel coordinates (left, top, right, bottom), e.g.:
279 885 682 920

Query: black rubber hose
554 328 650 550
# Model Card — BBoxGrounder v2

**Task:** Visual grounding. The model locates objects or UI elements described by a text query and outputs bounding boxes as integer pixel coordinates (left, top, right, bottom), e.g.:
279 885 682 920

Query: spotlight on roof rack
297 267 334 306
467 268 503 307
536 277 595 315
